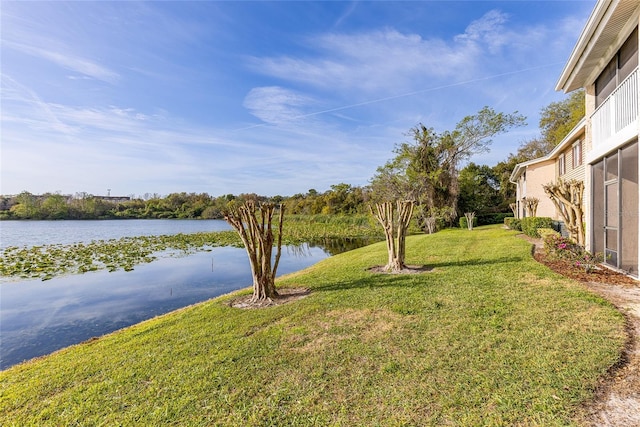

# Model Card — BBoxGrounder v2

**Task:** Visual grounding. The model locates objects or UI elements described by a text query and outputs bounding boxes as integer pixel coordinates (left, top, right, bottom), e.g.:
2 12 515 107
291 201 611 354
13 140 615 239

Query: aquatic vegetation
0 216 383 281
0 231 241 281
282 214 384 243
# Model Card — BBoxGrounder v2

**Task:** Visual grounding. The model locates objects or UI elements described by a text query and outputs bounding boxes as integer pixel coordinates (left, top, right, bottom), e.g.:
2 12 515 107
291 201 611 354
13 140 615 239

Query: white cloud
248 29 471 94
247 8 579 100
4 41 120 84
455 9 509 53
243 86 315 125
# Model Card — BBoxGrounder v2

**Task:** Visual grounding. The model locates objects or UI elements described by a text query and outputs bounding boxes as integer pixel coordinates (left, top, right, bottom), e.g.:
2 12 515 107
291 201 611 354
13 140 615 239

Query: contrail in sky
235 62 564 131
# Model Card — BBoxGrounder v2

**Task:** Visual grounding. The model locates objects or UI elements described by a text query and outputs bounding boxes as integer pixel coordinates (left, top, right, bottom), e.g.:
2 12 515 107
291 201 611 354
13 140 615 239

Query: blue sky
1 1 595 198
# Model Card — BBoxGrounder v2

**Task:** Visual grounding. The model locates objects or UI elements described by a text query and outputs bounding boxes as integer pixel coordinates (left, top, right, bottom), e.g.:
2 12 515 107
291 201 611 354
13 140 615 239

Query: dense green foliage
476 212 513 226
504 217 522 231
0 227 625 425
540 90 585 148
370 107 525 231
0 192 254 220
0 186 370 221
520 217 554 238
457 163 505 214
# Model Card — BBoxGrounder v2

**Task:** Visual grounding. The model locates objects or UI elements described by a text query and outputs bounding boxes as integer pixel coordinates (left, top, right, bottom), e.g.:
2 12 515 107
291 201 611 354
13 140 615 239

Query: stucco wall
519 159 558 219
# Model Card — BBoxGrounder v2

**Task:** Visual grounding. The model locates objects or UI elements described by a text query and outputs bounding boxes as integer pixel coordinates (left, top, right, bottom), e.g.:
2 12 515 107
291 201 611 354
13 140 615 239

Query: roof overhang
509 158 549 184
556 0 640 93
509 118 586 183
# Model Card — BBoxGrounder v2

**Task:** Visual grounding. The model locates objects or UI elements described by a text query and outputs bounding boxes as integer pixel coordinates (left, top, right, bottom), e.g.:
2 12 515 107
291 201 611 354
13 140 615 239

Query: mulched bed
533 252 638 286
516 233 637 286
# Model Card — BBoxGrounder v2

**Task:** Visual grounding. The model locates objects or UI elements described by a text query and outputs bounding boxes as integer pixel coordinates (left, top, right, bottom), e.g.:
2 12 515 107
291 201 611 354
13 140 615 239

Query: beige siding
520 159 558 219
558 146 585 182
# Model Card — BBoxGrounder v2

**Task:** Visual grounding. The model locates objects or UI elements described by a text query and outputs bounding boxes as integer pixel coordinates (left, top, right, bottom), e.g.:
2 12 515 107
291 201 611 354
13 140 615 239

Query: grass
0 225 626 426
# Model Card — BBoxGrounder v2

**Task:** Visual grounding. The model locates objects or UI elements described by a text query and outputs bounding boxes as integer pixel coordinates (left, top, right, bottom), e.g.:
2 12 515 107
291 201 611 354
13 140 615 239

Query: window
558 154 566 176
572 140 582 168
596 57 617 106
619 27 638 82
595 27 638 106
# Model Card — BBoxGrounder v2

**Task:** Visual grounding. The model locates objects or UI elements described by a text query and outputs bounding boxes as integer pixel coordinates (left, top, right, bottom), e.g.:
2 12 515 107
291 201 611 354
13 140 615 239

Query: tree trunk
509 203 517 217
224 201 284 303
464 212 476 230
371 201 414 272
543 180 584 246
524 197 539 217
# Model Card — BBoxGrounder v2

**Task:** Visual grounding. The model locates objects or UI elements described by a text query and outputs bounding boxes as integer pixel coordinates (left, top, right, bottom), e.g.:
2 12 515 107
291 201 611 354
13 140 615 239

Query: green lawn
0 226 625 426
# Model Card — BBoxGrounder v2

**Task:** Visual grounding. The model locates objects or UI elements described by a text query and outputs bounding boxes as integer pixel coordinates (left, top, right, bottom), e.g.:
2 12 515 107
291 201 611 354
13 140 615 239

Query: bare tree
424 216 437 234
523 197 539 217
543 180 584 246
224 201 284 303
509 202 518 217
464 212 476 230
371 200 414 272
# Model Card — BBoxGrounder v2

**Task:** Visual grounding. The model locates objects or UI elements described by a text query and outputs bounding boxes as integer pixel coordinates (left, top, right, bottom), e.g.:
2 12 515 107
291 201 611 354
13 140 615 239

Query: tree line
0 186 372 220
1 91 583 225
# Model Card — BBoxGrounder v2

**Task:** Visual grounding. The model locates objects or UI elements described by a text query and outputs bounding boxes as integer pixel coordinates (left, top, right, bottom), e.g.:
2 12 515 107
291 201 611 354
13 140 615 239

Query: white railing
592 67 638 148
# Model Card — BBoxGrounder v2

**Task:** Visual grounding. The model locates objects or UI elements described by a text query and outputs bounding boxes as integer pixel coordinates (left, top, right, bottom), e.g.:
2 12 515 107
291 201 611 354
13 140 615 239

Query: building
557 0 638 277
510 119 586 220
513 0 638 277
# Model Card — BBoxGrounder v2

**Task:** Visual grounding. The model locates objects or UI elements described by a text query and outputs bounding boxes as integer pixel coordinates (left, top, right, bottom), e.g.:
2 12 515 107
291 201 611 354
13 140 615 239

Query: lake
0 219 234 249
0 220 355 370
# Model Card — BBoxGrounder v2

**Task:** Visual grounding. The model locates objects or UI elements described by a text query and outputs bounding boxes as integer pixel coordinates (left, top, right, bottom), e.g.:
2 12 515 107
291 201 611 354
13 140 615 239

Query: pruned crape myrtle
370 200 414 272
224 201 284 303
543 180 585 246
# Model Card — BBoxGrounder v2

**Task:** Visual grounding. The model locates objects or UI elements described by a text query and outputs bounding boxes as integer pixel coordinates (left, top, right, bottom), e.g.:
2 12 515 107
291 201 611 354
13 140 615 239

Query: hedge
476 213 514 226
504 217 521 231
520 217 553 238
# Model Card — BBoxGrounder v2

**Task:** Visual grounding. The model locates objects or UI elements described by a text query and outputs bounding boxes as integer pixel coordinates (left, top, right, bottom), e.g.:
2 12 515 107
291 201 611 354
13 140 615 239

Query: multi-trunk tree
371 200 414 272
523 197 539 217
543 180 585 246
464 212 476 231
224 201 284 303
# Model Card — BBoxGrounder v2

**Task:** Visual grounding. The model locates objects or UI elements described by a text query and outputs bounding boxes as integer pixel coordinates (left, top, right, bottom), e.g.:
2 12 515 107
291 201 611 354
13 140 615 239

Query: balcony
591 67 639 153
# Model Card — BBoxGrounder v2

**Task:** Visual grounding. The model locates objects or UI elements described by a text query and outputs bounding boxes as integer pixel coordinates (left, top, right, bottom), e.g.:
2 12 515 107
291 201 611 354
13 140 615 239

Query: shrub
504 217 521 231
459 216 478 229
520 217 553 238
543 233 606 273
537 228 560 240
477 213 513 226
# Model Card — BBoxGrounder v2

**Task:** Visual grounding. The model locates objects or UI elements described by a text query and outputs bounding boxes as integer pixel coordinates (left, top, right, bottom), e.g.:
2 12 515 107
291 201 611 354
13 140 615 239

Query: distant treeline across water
0 185 369 220
2 179 513 227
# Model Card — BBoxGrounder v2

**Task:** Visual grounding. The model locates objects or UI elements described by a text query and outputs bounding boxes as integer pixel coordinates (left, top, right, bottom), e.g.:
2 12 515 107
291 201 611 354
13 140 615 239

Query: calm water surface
0 220 348 370
0 219 232 249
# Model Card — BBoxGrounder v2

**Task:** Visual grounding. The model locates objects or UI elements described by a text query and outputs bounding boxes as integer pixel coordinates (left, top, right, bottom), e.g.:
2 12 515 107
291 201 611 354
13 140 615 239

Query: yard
0 225 628 426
